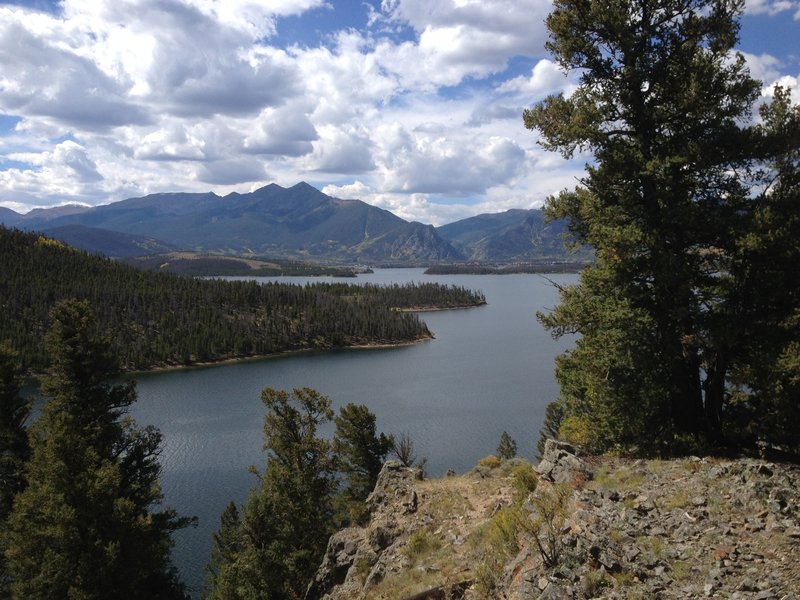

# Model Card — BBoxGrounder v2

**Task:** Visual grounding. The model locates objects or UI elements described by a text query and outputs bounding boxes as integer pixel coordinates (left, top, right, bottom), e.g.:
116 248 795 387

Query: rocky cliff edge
306 442 800 599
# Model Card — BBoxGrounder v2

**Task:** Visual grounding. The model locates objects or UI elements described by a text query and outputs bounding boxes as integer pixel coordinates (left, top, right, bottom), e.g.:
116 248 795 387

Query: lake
129 268 577 597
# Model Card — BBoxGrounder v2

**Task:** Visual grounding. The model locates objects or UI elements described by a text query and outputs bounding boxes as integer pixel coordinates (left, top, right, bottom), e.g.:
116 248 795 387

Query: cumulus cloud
762 74 800 101
464 103 522 128
195 157 269 185
498 59 575 98
244 106 318 157
53 141 104 182
742 52 784 85
376 126 526 195
310 126 376 174
0 0 797 224
0 140 105 205
373 0 552 88
0 11 150 132
134 124 209 161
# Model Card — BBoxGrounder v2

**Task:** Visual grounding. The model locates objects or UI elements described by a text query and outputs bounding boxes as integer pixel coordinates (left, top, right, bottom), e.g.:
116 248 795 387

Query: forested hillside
0 227 484 373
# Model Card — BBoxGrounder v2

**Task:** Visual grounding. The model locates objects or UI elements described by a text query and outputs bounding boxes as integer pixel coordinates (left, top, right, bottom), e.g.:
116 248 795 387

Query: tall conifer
3 299 192 600
204 387 336 600
0 344 30 599
526 0 800 451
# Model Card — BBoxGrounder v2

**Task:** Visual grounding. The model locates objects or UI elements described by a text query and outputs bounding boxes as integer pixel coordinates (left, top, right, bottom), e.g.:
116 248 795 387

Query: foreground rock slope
307 443 800 599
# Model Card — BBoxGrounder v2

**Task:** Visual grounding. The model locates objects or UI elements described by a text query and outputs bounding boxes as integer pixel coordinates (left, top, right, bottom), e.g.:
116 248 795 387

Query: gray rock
368 524 395 551
538 582 574 600
536 439 593 484
305 528 363 600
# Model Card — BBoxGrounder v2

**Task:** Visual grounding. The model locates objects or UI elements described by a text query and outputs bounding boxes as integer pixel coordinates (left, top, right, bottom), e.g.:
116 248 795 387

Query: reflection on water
127 269 576 597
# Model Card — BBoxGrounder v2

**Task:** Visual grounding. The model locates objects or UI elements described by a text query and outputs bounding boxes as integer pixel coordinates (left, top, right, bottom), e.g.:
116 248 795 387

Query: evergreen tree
536 401 565 459
204 502 243 600
205 387 337 600
0 344 29 519
496 431 518 460
333 403 393 502
525 0 800 451
3 299 192 600
0 344 30 599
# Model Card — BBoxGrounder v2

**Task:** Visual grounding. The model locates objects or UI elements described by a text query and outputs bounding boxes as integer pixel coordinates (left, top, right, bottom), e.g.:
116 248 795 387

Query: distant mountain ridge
437 208 590 262
1 183 584 263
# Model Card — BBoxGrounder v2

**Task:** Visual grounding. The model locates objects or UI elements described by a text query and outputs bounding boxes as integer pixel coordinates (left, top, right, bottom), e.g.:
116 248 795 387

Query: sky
0 0 798 225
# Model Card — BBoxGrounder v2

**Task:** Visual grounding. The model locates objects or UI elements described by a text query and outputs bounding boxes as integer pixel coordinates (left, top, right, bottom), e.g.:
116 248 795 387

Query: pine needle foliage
3 299 193 600
526 0 800 453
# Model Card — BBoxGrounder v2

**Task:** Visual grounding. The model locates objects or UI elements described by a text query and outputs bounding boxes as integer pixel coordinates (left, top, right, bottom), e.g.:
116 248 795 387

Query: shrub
477 455 503 469
511 462 538 503
529 484 571 568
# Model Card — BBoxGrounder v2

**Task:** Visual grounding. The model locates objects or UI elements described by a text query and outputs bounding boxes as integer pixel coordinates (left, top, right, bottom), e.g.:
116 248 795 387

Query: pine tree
496 431 518 460
536 401 564 459
205 387 337 600
525 0 800 452
0 344 30 599
333 403 393 504
3 299 192 600
204 502 243 600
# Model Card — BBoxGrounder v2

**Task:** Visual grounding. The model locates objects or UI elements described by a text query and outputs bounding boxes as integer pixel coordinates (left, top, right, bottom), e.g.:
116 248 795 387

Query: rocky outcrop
507 456 800 599
305 460 425 600
535 439 593 484
307 454 800 600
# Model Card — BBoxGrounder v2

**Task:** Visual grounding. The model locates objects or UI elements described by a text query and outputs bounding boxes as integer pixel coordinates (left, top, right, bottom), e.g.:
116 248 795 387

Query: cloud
244 106 318 157
744 0 798 15
53 141 104 182
0 11 151 132
310 125 376 174
742 52 784 85
367 0 552 89
133 124 209 161
465 104 522 127
762 74 800 101
0 140 105 205
194 157 269 185
497 59 575 99
376 125 526 195
290 30 400 124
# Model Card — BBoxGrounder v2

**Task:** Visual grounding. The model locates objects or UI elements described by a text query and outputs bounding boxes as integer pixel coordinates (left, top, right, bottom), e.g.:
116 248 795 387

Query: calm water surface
129 269 577 596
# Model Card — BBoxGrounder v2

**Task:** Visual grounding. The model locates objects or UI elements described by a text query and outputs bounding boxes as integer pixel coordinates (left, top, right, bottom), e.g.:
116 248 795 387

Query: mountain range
0 182 585 264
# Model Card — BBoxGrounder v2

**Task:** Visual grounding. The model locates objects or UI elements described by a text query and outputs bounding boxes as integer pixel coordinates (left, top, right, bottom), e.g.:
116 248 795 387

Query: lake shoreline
23 301 486 383
129 268 577 598
129 301 488 376
130 335 434 377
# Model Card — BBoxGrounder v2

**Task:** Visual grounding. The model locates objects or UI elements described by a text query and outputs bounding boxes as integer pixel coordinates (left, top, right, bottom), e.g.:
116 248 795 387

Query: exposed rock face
507 456 800 600
307 455 800 600
535 439 594 484
306 460 425 600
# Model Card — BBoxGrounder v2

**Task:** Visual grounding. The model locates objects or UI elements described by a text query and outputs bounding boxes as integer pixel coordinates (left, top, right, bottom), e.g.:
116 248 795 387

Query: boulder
536 439 593 484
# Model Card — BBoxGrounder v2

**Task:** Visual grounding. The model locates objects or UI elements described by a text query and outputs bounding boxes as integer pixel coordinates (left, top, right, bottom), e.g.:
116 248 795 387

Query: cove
129 268 578 597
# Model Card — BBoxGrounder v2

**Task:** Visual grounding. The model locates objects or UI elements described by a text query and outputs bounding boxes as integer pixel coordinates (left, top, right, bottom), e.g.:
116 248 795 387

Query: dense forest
121 253 364 277
0 227 485 373
302 281 485 310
